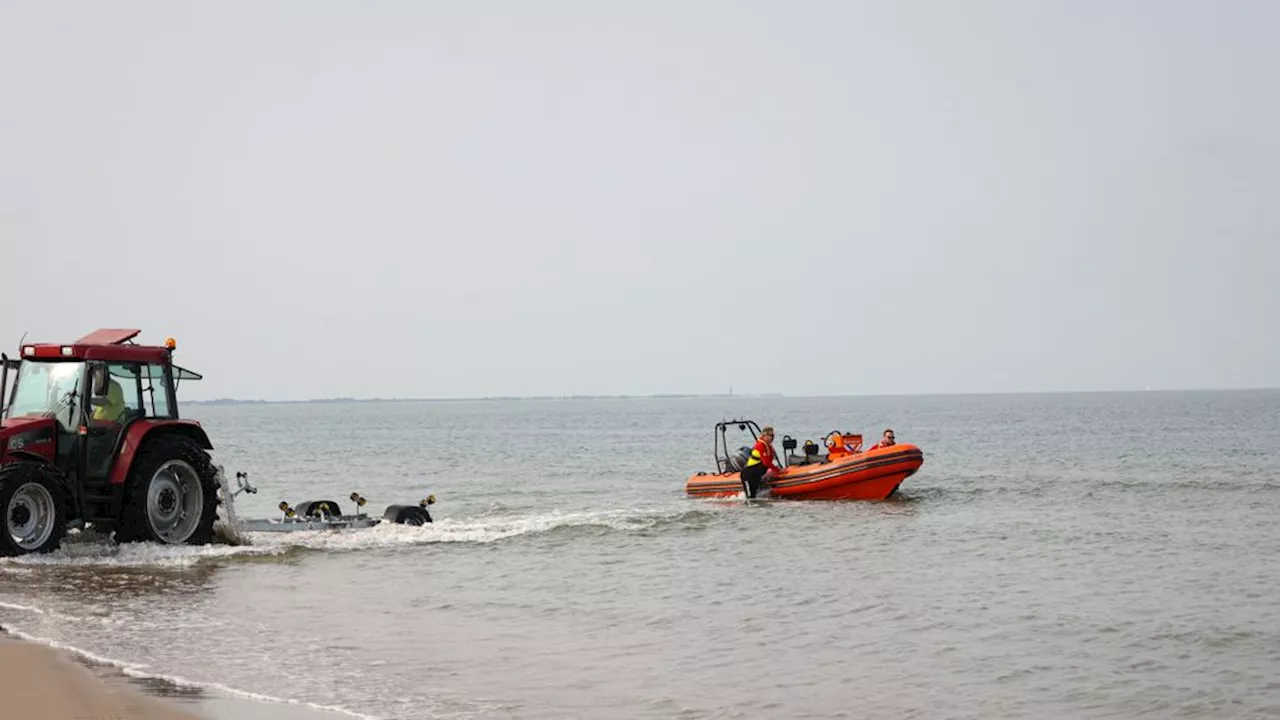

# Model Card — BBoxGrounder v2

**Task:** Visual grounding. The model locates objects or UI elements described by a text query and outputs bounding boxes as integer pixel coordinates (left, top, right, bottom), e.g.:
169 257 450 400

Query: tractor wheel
382 504 432 526
118 435 218 546
0 462 68 556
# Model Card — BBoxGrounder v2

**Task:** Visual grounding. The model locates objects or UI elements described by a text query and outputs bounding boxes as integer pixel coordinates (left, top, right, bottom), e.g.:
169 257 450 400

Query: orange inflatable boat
684 420 924 501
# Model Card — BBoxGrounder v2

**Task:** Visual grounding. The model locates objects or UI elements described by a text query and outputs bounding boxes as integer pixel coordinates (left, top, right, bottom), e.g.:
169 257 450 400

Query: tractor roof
76 328 142 345
18 328 194 370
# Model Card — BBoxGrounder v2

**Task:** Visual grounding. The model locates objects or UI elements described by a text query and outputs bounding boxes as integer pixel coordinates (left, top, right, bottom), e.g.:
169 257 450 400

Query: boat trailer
215 466 435 537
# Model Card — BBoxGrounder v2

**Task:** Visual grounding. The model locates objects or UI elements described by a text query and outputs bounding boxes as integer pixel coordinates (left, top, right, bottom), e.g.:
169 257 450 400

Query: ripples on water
1 391 1278 719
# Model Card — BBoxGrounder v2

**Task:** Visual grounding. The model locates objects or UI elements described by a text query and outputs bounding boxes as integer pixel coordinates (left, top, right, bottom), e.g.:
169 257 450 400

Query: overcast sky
2 1 1276 400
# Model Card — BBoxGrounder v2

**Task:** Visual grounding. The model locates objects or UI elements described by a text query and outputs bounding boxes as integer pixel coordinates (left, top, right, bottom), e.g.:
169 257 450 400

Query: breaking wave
237 505 716 551
0 506 718 568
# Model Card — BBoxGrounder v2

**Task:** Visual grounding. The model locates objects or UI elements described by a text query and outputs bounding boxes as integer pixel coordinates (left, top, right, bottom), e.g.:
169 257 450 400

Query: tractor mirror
91 367 109 396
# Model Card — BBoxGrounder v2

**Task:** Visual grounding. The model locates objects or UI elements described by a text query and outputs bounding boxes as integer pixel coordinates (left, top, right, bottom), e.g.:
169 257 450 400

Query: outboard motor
728 446 754 471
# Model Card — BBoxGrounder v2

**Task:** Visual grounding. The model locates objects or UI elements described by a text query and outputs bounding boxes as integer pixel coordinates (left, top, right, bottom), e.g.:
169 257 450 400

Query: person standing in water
741 426 781 499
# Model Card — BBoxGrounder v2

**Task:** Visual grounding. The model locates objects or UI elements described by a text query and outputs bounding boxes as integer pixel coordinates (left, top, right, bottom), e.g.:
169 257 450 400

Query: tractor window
101 363 173 418
6 361 85 429
97 364 144 423
144 364 173 417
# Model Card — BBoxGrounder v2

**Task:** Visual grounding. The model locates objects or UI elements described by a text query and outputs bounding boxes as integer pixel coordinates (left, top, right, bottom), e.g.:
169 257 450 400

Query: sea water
1 392 1277 719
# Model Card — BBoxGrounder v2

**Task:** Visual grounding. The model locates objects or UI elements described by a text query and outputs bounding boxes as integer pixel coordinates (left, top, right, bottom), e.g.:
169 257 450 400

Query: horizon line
185 386 1280 405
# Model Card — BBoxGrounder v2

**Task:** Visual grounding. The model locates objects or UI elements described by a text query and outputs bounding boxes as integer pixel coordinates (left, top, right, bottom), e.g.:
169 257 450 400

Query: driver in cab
90 366 127 424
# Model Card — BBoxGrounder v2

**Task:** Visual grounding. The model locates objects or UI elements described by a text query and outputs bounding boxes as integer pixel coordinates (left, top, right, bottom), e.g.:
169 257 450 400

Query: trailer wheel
383 505 432 526
118 435 218 546
0 463 68 556
296 500 343 519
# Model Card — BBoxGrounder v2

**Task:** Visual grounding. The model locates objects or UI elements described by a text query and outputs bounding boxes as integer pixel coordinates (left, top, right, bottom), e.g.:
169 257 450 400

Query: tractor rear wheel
0 462 68 556
118 435 218 546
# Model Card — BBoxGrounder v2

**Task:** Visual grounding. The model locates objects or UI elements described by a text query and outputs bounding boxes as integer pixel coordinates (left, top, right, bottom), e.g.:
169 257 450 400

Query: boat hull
684 445 924 501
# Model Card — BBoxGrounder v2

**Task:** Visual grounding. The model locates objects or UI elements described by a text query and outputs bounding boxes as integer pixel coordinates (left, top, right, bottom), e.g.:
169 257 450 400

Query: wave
0 530 288 569
238 505 718 552
0 624 384 720
0 506 717 568
1101 476 1280 492
0 600 131 629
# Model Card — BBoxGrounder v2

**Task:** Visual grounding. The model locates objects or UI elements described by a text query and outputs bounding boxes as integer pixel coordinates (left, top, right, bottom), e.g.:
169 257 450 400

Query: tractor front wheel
118 435 218 546
0 463 68 556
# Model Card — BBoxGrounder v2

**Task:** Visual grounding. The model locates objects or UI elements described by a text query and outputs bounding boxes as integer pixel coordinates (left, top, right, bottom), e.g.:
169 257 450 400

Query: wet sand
0 637 204 720
0 636 349 720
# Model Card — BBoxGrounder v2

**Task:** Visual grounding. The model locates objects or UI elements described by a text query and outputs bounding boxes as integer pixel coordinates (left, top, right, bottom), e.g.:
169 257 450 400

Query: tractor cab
1 330 201 473
0 329 217 555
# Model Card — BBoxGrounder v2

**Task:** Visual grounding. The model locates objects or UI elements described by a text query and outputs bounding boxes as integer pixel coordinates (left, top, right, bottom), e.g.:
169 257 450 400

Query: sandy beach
0 635 348 720
0 637 204 720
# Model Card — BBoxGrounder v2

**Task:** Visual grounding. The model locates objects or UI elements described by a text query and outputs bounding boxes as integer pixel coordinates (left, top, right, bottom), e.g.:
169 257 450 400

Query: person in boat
741 426 782 499
869 428 896 450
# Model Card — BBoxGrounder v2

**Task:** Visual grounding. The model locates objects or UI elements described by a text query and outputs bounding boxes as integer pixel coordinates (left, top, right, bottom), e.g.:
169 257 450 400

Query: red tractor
0 329 219 555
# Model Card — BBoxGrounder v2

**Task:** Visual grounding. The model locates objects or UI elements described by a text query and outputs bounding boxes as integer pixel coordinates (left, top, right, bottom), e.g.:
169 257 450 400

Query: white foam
0 600 47 616
0 539 286 568
0 626 383 720
238 505 702 551
0 600 132 628
0 506 708 567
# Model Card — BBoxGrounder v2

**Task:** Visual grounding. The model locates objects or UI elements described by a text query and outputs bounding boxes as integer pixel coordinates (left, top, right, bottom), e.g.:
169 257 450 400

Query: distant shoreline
185 387 1277 406
187 393 783 406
